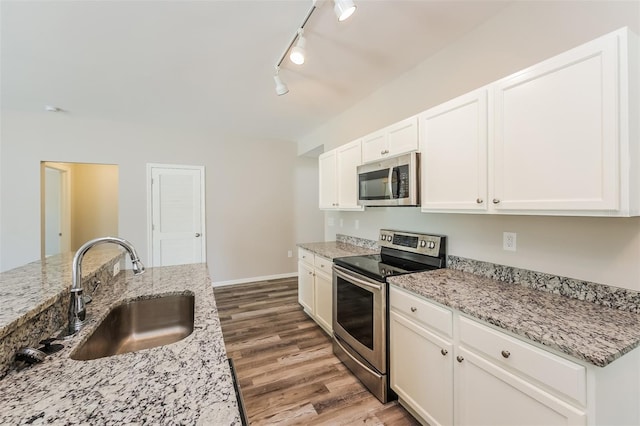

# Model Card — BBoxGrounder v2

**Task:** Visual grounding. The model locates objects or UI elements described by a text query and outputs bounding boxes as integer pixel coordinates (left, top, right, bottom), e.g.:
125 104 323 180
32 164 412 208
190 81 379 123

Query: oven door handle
333 265 383 291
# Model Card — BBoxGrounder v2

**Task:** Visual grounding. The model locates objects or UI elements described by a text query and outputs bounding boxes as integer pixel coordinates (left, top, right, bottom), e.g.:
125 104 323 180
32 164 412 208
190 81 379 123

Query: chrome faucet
68 236 145 334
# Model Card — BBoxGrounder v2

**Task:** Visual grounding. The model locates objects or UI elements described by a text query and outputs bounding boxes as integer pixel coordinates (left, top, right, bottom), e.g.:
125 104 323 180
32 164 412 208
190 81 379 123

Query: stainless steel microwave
357 152 420 207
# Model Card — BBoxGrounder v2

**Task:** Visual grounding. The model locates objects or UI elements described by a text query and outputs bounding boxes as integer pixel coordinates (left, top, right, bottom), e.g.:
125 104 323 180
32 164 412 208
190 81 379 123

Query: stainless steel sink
71 294 195 361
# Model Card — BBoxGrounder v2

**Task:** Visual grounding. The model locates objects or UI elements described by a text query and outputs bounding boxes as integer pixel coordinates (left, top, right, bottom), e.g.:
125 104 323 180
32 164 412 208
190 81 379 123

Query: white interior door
44 167 63 256
43 165 71 257
148 164 206 267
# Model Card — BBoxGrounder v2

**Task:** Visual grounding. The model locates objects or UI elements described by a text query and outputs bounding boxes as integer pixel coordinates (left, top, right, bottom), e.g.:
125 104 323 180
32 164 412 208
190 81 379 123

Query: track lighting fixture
272 0 356 95
274 67 289 96
333 0 356 22
290 29 306 65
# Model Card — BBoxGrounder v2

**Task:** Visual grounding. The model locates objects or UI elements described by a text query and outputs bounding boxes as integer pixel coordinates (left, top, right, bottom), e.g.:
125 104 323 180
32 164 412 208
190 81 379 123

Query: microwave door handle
393 167 401 198
387 167 393 198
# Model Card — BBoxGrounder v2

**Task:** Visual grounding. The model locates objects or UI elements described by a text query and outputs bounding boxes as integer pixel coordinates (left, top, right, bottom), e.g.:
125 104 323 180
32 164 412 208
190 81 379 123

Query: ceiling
1 0 512 142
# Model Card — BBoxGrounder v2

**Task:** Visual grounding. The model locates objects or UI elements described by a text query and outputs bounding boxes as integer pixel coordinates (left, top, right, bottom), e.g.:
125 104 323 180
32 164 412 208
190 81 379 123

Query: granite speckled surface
298 236 378 260
0 264 241 425
388 269 640 367
448 255 640 313
0 247 123 339
0 248 124 376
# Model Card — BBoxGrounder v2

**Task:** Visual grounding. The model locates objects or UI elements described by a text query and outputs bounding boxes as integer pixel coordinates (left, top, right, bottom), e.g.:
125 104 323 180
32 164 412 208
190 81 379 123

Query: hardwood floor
213 277 420 425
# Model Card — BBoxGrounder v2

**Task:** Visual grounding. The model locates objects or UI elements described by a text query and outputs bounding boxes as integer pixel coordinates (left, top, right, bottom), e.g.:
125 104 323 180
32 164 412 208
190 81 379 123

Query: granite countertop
0 264 241 425
297 241 378 260
388 269 640 367
0 247 123 340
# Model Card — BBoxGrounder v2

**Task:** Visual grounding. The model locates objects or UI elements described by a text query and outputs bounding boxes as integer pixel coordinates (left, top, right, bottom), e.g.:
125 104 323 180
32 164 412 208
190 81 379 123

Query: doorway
43 165 70 257
147 164 206 267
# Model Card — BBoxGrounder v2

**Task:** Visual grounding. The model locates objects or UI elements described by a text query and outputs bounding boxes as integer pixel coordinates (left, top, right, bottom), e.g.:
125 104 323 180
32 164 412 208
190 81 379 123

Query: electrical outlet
339 218 344 227
355 219 359 230
287 250 292 258
113 262 121 277
328 217 335 227
503 232 517 252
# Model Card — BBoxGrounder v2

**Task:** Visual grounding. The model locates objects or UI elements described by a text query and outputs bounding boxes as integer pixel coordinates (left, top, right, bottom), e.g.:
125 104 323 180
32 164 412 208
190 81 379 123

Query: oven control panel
379 229 444 257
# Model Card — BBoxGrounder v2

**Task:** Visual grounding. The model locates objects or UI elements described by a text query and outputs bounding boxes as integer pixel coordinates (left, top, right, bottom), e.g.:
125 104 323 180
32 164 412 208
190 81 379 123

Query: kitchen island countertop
0 263 241 425
388 268 640 367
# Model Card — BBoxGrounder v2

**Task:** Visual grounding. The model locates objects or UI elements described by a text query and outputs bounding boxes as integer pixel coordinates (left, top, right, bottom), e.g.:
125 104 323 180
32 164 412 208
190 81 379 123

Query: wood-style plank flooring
214 277 420 425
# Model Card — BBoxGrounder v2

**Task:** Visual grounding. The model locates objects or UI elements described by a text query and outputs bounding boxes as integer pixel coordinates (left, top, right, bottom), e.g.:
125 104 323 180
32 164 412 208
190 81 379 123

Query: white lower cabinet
389 285 618 426
390 310 453 426
297 248 333 334
455 346 585 426
313 266 332 333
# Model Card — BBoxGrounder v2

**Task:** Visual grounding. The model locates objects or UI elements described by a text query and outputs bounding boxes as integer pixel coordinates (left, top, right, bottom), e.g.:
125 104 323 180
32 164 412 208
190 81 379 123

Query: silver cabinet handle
195 233 201 237
441 349 448 356
476 198 483 204
456 355 464 363
410 307 417 312
493 199 500 204
501 350 511 358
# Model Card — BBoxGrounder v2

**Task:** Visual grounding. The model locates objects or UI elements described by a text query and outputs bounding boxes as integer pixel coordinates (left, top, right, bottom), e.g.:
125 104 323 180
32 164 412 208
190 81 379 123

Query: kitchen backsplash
448 256 640 314
336 234 379 250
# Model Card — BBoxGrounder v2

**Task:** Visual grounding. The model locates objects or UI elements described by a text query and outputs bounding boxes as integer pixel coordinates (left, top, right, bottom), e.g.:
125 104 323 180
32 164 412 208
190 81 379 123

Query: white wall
299 1 640 291
0 110 312 283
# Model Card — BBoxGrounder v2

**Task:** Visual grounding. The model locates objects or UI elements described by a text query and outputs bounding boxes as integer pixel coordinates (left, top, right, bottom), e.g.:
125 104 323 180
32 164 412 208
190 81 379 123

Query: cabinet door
336 139 364 210
492 34 619 212
390 311 453 426
298 261 315 314
387 116 419 157
421 89 488 211
362 129 387 163
455 347 586 426
314 269 333 333
318 150 337 209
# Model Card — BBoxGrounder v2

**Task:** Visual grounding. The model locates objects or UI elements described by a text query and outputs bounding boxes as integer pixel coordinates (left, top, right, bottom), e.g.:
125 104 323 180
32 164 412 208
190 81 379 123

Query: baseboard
212 272 298 287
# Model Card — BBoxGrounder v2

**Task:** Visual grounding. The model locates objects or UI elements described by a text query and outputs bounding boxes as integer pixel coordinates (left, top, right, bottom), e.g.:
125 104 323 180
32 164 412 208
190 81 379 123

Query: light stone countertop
388 268 640 367
0 264 241 425
0 247 123 340
297 241 378 260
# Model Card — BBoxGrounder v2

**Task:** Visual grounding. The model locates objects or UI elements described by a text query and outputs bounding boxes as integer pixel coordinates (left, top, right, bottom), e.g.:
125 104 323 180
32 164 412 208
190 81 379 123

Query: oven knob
428 241 436 249
419 240 427 247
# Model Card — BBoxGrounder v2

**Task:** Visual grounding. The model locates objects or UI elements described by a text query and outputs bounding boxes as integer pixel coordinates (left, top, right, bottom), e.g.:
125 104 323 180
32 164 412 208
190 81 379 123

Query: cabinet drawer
314 255 333 273
459 316 586 405
298 248 314 265
390 285 453 338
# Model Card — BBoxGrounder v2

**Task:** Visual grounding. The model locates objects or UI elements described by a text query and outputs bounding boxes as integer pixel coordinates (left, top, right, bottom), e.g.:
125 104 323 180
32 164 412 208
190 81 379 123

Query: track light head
290 29 306 65
334 0 356 22
274 69 289 96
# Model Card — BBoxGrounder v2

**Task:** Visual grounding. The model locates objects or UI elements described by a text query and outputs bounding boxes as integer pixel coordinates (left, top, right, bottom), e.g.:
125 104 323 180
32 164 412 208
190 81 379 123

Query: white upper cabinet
491 29 628 214
362 116 419 163
420 27 638 216
420 89 488 212
318 149 338 209
319 139 364 211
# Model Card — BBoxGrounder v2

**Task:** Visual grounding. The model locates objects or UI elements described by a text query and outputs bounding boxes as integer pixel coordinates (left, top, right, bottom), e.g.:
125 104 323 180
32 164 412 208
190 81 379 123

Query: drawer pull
410 306 417 312
441 349 448 356
476 198 483 204
493 199 500 204
501 350 511 359
456 355 464 363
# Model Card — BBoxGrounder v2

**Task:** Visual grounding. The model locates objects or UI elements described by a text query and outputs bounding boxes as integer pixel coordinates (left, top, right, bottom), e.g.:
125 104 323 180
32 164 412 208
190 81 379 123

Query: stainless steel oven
333 264 388 399
332 229 446 403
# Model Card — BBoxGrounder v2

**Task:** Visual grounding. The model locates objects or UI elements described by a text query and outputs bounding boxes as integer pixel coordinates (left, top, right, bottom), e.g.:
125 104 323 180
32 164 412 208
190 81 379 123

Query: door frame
41 162 71 258
146 163 206 267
